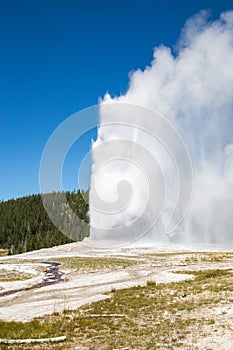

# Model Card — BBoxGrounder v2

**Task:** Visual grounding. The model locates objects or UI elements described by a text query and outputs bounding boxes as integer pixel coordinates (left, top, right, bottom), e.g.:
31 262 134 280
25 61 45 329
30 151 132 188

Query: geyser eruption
89 10 233 247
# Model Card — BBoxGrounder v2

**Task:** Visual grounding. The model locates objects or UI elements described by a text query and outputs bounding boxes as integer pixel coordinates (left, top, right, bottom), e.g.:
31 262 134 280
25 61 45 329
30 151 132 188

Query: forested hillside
0 190 89 254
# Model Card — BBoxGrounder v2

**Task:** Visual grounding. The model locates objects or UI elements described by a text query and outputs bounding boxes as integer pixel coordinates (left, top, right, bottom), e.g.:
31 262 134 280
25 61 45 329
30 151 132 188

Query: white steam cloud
89 10 233 246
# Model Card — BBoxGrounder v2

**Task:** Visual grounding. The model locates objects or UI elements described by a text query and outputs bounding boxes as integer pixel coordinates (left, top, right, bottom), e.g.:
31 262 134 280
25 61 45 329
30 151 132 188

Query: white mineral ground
0 241 233 350
0 240 232 325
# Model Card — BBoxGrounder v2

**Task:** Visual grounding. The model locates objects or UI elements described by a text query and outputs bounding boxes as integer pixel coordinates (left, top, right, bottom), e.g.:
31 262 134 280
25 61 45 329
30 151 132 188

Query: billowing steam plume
89 11 233 247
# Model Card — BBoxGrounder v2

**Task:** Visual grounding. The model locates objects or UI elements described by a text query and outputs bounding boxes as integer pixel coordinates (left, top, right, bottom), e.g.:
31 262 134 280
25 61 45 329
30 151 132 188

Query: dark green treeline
0 190 89 255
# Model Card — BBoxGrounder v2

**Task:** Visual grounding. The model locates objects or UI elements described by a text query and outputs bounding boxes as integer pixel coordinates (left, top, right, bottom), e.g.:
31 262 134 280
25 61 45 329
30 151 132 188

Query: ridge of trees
0 190 89 255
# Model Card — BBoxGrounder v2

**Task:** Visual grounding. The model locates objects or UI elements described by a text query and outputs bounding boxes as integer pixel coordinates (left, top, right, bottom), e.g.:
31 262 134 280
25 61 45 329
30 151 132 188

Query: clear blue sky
0 0 232 200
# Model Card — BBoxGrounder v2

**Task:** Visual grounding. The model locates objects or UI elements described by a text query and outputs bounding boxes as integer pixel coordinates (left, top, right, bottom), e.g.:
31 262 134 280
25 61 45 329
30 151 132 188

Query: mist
89 10 233 247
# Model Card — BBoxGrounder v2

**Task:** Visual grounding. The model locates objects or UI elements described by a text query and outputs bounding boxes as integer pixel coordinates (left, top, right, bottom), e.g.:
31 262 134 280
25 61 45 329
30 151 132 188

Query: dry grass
142 251 233 269
0 249 8 257
0 265 233 349
183 252 233 263
49 256 139 274
0 269 33 282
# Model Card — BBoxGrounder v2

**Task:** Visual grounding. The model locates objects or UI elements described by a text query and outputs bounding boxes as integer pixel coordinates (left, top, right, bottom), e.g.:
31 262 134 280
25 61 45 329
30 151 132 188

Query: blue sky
0 0 232 200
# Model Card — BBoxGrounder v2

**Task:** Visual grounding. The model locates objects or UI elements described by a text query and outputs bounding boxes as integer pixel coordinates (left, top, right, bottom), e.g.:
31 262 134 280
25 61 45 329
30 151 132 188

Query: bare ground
0 242 233 349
